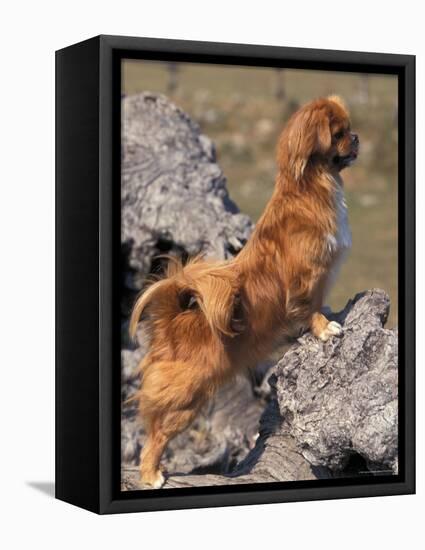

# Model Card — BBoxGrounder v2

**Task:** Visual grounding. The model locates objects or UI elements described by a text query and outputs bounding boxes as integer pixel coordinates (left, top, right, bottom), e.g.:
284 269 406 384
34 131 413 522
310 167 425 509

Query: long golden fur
129 95 359 488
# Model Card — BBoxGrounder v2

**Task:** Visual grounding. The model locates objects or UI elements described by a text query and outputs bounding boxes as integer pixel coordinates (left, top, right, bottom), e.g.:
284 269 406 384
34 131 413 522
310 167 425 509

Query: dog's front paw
318 320 342 342
140 470 165 489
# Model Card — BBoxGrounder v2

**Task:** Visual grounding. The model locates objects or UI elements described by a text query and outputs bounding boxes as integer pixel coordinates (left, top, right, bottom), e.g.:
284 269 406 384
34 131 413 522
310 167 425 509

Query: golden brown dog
129 95 359 488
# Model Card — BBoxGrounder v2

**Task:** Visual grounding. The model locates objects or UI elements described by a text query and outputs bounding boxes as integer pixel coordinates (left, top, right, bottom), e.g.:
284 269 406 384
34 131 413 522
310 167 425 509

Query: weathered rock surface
121 92 253 291
274 289 398 475
122 290 398 490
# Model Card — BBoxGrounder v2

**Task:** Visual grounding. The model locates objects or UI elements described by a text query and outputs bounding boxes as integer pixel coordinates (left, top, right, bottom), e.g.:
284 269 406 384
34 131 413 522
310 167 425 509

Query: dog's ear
315 110 332 154
278 105 331 181
196 275 245 338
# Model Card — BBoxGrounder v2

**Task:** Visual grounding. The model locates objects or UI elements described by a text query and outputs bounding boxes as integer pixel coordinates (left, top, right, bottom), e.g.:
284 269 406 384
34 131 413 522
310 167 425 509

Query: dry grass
123 60 398 327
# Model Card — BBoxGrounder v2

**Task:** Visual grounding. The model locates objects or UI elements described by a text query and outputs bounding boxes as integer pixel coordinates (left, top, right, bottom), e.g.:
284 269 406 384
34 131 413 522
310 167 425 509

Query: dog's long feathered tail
129 255 183 339
129 278 168 339
129 256 245 341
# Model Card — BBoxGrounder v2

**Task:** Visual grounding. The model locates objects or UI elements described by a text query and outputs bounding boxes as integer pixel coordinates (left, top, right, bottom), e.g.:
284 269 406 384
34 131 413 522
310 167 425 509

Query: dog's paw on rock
318 320 343 342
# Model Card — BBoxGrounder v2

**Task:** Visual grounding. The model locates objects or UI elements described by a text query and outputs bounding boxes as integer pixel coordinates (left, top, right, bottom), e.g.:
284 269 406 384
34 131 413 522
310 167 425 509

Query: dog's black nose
351 133 359 145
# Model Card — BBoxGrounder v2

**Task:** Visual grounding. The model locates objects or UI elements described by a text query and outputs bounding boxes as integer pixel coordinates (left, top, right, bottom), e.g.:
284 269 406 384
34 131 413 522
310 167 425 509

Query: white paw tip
319 321 343 341
328 321 342 334
151 472 165 489
141 471 165 489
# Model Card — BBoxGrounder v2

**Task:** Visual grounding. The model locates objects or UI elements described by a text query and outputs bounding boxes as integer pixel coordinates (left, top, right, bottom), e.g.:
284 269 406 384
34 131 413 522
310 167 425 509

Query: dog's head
129 257 245 350
278 95 359 181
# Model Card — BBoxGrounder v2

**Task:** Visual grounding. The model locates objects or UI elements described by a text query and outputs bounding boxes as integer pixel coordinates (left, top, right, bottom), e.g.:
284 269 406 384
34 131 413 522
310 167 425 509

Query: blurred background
122 60 398 327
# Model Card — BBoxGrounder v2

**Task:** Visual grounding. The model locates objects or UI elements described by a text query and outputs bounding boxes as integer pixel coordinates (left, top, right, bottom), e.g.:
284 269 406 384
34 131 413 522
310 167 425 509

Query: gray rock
121 92 253 291
274 289 398 474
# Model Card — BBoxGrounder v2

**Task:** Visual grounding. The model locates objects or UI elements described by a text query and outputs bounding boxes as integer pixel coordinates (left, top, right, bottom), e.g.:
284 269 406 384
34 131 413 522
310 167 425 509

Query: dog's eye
179 291 198 311
334 130 344 140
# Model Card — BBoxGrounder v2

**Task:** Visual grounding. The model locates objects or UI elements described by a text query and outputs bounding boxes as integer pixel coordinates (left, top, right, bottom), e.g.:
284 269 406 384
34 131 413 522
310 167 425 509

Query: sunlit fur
129 95 359 488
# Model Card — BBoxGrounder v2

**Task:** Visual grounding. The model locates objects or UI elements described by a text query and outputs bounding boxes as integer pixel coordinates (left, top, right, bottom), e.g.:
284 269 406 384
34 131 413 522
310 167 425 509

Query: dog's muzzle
334 133 359 169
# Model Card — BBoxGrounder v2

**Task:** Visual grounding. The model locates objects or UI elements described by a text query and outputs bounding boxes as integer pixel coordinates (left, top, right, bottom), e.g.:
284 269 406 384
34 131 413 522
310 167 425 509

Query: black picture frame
56 35 415 514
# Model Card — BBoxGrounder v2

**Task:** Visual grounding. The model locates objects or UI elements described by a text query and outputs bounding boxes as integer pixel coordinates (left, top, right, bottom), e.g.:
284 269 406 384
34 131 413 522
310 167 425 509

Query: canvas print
120 60 398 491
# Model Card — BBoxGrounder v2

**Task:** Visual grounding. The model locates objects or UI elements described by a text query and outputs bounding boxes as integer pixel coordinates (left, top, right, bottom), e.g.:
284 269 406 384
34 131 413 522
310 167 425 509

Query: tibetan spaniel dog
130 95 359 488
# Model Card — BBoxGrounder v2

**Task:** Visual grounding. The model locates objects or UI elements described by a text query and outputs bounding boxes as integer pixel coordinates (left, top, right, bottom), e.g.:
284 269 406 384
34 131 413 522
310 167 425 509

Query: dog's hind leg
139 427 168 489
139 408 198 488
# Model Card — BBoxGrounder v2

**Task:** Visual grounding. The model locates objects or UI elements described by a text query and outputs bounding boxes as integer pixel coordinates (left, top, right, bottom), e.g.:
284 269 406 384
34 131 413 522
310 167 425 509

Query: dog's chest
327 185 352 255
323 184 351 300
